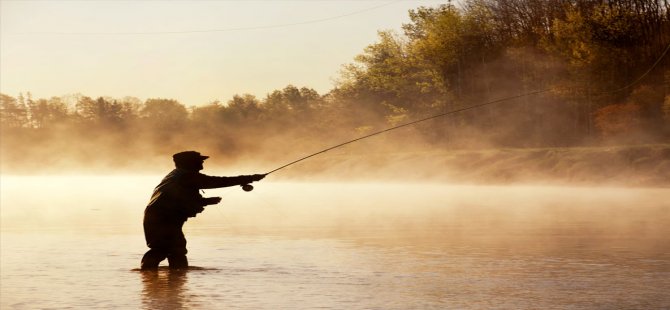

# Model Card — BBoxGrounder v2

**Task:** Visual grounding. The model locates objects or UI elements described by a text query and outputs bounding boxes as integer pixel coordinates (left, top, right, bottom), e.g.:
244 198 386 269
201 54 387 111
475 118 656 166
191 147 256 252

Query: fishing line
595 40 670 94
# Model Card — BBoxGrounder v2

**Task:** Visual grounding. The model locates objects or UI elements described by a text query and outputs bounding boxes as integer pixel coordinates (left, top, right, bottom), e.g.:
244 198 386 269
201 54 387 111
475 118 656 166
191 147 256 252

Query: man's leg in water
141 248 168 270
167 230 188 269
167 252 188 269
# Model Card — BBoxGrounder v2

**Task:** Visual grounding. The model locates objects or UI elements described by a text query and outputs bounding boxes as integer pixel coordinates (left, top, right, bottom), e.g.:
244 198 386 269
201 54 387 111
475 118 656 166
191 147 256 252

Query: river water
1 175 669 309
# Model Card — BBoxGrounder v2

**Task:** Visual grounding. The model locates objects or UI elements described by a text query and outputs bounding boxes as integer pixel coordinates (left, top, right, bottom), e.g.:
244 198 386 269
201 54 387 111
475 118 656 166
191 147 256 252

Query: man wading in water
141 151 265 270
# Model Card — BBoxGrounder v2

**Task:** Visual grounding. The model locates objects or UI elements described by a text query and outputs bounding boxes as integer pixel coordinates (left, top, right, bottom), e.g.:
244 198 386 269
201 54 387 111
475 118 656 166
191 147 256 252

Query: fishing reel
241 184 254 192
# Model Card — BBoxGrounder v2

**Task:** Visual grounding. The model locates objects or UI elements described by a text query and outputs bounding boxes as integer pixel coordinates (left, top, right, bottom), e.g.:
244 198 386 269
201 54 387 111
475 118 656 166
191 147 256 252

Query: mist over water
1 175 669 309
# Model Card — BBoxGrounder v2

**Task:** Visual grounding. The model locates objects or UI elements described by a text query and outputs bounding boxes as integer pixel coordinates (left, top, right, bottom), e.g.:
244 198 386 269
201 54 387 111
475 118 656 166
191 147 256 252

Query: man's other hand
204 197 222 205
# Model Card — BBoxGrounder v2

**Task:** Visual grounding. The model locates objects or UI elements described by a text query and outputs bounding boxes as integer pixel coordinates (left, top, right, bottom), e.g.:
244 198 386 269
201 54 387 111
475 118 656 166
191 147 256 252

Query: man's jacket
144 168 254 223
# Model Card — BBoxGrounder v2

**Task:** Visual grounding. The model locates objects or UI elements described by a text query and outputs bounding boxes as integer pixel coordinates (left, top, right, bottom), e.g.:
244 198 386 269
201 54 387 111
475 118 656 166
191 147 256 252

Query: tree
191 101 224 128
27 98 68 128
627 85 665 133
117 96 142 123
404 3 502 100
75 96 124 126
225 94 261 123
141 98 188 130
260 85 323 124
594 102 641 137
472 0 571 46
0 93 28 128
336 29 448 130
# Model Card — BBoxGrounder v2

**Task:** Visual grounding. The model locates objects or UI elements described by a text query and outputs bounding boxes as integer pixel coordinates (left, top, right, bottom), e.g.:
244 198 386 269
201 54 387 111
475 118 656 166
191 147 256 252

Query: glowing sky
1 0 447 106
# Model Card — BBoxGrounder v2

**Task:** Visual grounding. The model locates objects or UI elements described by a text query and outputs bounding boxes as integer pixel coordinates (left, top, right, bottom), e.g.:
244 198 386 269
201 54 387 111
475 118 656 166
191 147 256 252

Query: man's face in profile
195 160 204 171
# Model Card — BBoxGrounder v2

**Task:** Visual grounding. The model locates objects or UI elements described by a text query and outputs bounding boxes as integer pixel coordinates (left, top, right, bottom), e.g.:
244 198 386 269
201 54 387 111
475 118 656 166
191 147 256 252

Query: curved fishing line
13 1 402 36
595 40 670 94
265 89 550 175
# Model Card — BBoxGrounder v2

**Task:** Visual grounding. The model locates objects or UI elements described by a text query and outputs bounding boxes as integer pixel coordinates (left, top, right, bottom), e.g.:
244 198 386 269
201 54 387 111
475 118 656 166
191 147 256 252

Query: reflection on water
141 269 189 310
1 175 669 309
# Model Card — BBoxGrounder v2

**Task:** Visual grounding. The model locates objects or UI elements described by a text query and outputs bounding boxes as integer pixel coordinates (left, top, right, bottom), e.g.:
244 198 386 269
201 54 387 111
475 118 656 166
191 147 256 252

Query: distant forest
2 0 670 171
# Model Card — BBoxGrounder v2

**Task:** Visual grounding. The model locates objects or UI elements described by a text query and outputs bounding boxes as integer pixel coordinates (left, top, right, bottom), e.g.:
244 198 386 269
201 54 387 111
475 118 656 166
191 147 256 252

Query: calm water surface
1 175 669 309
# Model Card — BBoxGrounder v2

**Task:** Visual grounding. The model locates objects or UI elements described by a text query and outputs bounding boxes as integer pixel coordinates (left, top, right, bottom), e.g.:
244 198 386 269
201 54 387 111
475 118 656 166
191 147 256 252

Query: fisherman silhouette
141 151 265 270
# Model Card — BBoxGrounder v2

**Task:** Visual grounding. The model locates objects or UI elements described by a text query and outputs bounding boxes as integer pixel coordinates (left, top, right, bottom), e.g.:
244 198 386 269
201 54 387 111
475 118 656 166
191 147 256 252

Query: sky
1 0 448 107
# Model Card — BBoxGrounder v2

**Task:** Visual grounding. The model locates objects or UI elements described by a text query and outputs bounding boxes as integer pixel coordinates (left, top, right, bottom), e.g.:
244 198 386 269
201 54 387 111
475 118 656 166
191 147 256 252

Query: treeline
2 0 670 171
0 88 347 169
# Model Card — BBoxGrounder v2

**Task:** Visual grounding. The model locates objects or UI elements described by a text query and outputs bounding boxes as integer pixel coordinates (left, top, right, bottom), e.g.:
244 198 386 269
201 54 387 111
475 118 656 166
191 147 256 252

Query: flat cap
173 151 209 163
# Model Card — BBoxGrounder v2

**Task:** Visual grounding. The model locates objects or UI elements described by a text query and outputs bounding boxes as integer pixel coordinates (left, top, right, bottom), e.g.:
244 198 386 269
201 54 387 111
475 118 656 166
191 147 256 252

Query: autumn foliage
594 103 641 137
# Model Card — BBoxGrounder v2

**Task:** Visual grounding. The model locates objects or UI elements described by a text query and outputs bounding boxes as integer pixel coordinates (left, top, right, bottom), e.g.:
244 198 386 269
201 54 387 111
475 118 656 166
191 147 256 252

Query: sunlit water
1 175 669 309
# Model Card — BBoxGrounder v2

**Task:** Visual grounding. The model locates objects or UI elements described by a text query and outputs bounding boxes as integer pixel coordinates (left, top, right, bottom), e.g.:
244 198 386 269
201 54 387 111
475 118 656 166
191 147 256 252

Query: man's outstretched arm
189 173 265 189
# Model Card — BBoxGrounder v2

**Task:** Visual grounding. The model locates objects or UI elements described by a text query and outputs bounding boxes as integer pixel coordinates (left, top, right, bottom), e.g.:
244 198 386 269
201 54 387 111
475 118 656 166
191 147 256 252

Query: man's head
173 151 209 171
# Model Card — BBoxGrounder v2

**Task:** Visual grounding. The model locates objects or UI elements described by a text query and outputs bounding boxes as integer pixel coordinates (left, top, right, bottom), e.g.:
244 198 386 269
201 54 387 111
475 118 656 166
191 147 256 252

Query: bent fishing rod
235 88 549 192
